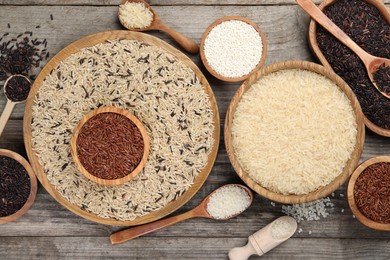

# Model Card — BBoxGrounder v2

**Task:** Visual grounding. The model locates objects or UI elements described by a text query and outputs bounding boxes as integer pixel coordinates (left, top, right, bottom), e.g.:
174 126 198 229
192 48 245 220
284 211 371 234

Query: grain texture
0 1 389 259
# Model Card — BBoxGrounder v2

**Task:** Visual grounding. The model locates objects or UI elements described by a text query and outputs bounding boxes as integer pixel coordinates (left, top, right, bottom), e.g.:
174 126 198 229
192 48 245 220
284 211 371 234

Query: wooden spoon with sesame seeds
110 184 253 245
118 0 199 54
297 0 390 99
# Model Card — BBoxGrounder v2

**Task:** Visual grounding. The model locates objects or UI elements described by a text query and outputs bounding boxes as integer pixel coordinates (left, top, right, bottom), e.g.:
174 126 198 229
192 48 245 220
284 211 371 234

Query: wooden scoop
0 75 31 136
229 216 297 260
110 184 253 245
296 0 390 99
118 0 199 54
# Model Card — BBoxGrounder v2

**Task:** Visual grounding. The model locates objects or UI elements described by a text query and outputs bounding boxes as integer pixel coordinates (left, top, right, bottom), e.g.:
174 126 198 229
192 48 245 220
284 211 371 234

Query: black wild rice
5 75 31 102
316 0 390 129
373 64 390 95
0 31 49 87
0 155 31 217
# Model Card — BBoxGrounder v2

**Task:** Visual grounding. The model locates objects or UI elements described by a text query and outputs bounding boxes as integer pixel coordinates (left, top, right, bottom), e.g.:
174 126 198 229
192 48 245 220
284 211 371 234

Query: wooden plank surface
1 0 390 5
0 237 389 259
1 1 389 259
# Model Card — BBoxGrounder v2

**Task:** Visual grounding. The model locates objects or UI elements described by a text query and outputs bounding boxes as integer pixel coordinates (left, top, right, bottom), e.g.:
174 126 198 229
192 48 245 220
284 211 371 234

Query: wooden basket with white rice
225 60 365 204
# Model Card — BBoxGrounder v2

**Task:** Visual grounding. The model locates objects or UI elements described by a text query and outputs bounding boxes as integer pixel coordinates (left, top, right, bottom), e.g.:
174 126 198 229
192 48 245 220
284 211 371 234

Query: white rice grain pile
31 39 215 221
232 69 357 195
118 2 154 29
207 186 251 219
271 217 297 240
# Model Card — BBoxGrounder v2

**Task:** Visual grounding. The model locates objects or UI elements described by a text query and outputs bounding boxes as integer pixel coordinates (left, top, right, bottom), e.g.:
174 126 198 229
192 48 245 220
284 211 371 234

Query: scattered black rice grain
0 155 31 217
50 14 53 21
0 31 49 84
4 75 31 102
316 0 390 129
7 23 10 29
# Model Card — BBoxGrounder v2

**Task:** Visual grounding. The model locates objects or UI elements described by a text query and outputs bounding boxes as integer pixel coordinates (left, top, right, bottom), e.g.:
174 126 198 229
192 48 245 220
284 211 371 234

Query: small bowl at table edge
347 156 390 231
0 149 38 224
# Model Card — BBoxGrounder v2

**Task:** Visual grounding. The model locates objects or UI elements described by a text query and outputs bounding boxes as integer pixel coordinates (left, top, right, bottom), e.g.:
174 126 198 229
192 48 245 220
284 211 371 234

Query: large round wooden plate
23 30 220 226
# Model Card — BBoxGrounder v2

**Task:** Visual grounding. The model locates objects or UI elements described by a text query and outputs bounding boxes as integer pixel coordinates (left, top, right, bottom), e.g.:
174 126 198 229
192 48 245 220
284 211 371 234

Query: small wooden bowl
0 149 37 224
307 0 390 137
225 60 365 204
200 16 267 82
71 107 150 186
347 156 390 231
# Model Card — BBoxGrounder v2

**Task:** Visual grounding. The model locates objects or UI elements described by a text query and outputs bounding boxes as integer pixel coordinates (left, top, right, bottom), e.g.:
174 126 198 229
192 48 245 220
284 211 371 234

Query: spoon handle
156 20 199 54
110 206 205 244
296 0 372 63
0 100 16 137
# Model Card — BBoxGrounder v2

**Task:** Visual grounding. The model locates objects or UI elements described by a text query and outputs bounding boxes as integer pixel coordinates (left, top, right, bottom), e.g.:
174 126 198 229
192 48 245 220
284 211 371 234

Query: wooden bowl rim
23 30 220 226
70 106 150 186
347 156 390 231
224 60 365 204
0 149 37 224
307 0 390 137
200 15 268 82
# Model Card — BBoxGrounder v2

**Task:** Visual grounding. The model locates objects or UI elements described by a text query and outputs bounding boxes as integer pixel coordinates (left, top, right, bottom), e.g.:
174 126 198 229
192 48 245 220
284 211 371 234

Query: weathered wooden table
1 1 389 259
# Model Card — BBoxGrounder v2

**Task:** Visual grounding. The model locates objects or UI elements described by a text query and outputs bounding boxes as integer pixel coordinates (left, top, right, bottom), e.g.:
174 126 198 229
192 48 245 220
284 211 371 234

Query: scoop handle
296 0 371 63
155 19 199 54
229 241 257 260
0 100 16 137
110 206 205 244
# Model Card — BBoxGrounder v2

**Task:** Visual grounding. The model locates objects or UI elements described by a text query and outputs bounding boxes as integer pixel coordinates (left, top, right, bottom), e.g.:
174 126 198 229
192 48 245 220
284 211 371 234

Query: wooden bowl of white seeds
200 16 267 82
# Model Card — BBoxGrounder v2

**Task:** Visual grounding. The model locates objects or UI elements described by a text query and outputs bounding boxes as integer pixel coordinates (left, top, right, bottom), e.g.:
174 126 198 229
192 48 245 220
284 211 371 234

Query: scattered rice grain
281 197 334 223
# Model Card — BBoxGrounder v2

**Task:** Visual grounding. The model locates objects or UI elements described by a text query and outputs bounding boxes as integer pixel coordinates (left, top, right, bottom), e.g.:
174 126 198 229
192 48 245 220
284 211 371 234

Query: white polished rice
282 197 334 223
31 39 215 221
232 69 357 195
118 2 154 29
203 20 263 78
207 186 251 219
271 217 296 240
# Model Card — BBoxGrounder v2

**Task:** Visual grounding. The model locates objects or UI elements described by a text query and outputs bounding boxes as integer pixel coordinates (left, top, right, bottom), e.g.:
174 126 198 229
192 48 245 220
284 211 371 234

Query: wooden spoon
118 0 199 54
0 74 31 136
296 0 390 99
110 184 253 244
